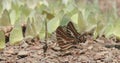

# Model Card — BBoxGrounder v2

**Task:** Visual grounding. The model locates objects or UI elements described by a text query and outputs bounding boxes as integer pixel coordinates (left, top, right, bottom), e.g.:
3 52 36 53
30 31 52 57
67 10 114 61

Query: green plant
0 30 5 49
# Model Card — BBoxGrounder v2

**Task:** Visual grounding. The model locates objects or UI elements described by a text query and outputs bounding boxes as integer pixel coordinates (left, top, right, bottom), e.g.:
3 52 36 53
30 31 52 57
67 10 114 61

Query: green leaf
10 1 22 25
35 3 47 13
0 30 5 49
26 0 38 9
10 25 23 45
78 11 86 32
42 10 54 20
39 27 45 39
62 0 69 5
74 0 86 11
32 19 42 35
10 10 16 25
104 24 114 38
2 0 12 11
33 13 44 35
63 2 75 14
113 20 120 39
47 17 60 33
0 10 11 26
87 13 97 25
71 13 78 24
46 0 63 15
25 18 37 38
20 5 31 17
86 13 97 32
60 15 70 26
0 0 3 14
11 1 21 12
93 21 104 38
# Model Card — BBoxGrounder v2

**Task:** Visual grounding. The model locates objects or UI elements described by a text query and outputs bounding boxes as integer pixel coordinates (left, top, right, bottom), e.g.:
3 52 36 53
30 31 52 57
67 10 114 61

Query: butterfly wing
55 21 86 51
56 26 75 44
67 21 80 37
56 26 75 50
66 21 86 43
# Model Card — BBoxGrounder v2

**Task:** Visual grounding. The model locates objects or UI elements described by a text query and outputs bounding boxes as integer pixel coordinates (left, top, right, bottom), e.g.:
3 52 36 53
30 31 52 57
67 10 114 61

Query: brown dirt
0 35 120 63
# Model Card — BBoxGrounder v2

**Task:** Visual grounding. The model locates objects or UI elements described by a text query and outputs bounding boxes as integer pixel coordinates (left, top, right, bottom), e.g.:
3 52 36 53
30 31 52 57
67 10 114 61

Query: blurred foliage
10 24 23 45
0 0 120 49
0 10 11 26
0 30 5 49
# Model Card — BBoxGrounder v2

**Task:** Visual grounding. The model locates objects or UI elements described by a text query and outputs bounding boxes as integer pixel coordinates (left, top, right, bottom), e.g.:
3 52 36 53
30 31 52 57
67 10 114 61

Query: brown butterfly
56 21 86 51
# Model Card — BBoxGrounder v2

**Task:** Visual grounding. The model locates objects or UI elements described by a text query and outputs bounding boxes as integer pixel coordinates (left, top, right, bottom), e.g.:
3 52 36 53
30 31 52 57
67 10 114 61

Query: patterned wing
56 26 75 50
66 21 86 43
66 21 80 38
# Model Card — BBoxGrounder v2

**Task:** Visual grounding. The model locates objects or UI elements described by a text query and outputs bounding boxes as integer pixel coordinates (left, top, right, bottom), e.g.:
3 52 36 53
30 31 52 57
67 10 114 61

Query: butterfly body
56 21 86 51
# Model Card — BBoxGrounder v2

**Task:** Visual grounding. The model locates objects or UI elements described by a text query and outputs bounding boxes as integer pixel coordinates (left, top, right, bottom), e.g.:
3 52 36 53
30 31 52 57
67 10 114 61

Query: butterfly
56 21 86 51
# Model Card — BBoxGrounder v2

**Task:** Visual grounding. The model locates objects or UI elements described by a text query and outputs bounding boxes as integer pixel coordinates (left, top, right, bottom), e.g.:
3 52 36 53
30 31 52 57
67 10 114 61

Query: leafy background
0 0 120 49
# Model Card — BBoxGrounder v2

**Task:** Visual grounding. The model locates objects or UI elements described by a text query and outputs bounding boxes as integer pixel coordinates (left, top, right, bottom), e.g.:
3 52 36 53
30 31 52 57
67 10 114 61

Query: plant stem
45 19 48 42
43 19 48 53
